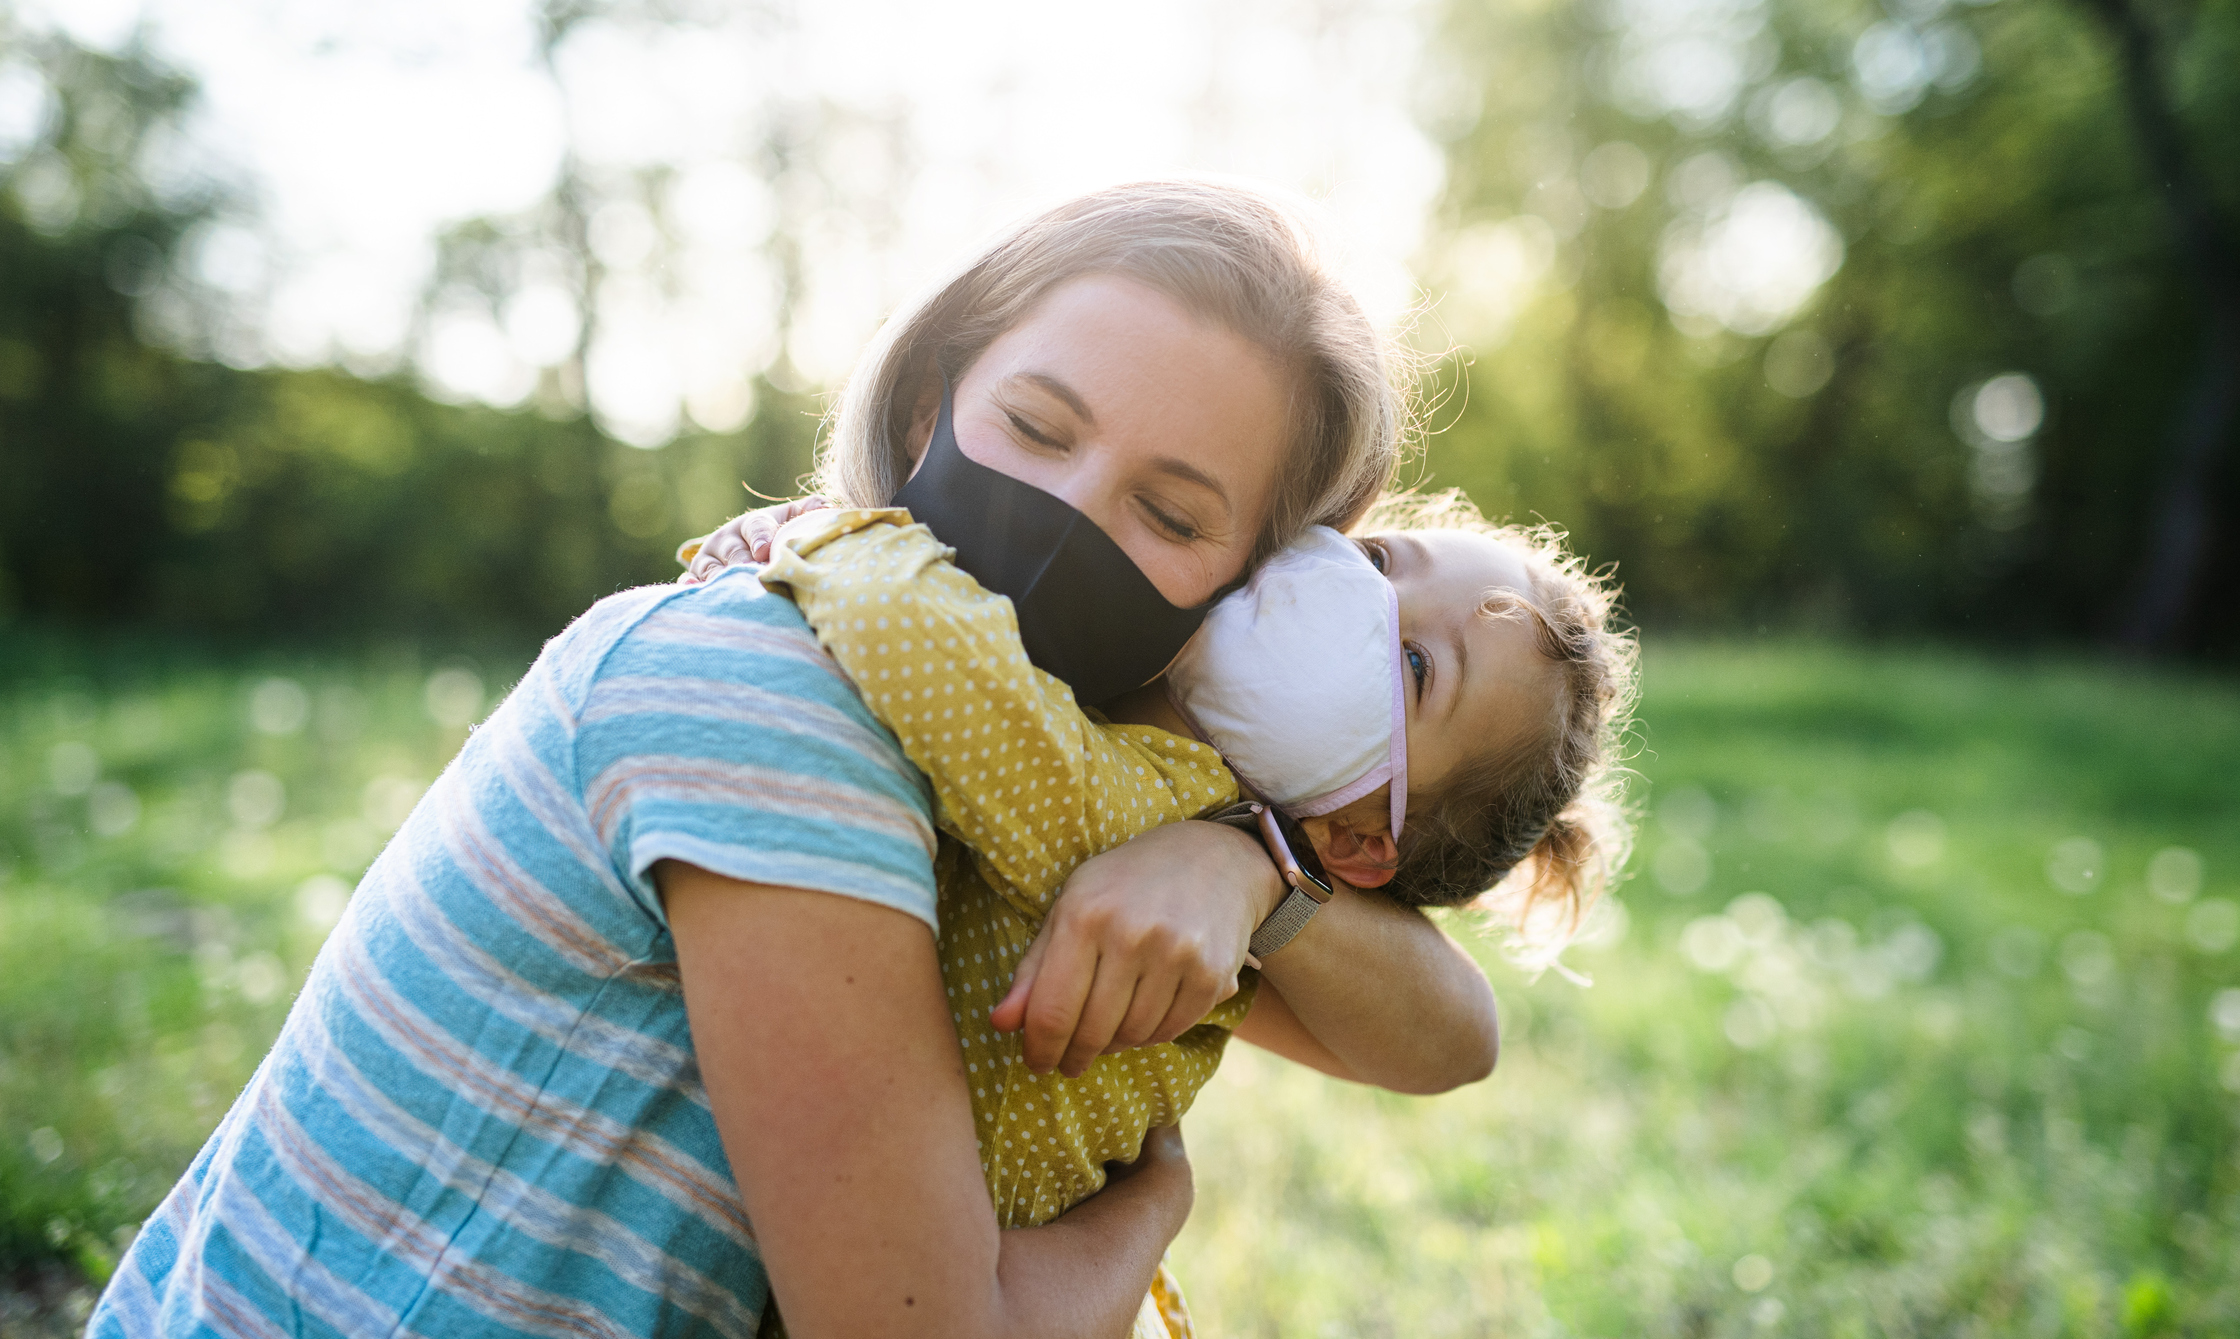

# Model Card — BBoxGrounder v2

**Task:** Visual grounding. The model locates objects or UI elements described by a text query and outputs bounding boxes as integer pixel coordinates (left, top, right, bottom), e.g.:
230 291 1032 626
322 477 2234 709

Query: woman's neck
1102 683 1193 736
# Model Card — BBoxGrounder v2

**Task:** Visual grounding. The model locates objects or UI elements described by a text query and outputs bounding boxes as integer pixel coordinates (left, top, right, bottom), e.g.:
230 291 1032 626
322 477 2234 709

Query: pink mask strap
1384 581 1409 841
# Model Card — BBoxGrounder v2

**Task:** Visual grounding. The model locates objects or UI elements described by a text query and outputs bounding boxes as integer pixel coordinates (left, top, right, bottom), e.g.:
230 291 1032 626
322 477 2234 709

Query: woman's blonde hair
1354 490 1639 961
814 179 1405 564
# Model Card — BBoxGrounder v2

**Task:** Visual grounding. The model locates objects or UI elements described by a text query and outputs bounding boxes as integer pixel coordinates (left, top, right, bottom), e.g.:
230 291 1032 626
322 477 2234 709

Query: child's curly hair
1352 490 1639 961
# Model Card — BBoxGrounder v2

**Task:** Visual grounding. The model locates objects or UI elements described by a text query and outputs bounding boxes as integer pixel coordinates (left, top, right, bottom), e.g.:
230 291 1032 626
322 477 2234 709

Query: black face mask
893 382 1218 705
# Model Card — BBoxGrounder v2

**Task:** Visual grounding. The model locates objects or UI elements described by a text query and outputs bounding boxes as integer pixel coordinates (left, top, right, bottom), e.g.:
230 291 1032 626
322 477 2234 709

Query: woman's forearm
993 1125 1192 1332
1237 889 1499 1094
662 862 1187 1339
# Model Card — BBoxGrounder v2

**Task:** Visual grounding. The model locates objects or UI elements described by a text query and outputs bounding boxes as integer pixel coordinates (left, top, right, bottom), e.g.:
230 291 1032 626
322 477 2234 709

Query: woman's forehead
983 275 1273 394
972 277 1290 478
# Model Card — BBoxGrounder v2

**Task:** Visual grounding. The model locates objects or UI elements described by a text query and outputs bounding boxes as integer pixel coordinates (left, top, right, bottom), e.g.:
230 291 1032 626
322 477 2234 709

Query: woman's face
905 274 1291 607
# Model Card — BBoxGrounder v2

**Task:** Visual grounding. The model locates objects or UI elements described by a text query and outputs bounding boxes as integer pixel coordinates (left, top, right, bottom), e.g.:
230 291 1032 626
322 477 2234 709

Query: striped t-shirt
91 568 939 1339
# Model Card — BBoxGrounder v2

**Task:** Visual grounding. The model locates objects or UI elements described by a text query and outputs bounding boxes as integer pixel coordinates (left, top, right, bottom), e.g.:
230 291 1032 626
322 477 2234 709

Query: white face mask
1165 526 1408 840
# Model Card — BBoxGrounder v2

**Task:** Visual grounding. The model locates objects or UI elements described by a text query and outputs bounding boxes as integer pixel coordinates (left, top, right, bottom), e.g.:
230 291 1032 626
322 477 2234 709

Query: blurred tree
1418 0 2238 654
9 1 2232 653
0 18 823 645
418 0 913 451
0 23 213 622
2079 0 2239 650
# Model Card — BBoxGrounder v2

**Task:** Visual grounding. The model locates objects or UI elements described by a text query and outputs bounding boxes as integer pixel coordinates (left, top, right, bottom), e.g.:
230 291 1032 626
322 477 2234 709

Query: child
682 484 1635 1334
1338 488 1637 951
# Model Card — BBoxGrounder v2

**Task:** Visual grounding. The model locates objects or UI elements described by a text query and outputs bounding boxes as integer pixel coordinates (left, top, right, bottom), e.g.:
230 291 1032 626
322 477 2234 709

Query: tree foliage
0 26 821 645
1416 0 2238 652
3 3 2235 654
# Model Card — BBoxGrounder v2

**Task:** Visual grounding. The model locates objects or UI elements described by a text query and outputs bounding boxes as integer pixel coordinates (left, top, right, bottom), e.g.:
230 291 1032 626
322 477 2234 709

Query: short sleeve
573 568 940 932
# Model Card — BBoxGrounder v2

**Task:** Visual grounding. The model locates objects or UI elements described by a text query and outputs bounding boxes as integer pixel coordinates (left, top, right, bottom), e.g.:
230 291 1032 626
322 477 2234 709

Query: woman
92 181 1500 1339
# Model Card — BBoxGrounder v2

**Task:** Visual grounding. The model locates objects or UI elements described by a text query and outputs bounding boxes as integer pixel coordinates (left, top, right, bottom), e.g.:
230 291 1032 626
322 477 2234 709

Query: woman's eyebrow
1147 457 1231 508
1017 372 1096 424
1012 369 1232 511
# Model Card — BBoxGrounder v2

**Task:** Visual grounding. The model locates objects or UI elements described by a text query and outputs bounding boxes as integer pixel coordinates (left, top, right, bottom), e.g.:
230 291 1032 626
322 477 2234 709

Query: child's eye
1406 644 1428 694
1362 539 1389 573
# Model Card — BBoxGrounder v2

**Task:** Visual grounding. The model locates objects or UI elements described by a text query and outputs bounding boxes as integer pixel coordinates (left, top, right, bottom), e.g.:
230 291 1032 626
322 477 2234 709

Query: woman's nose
1043 451 1128 535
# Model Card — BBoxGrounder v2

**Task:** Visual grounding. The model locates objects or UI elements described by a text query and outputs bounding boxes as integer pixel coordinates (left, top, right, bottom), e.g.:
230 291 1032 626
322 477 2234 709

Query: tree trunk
2081 0 2240 652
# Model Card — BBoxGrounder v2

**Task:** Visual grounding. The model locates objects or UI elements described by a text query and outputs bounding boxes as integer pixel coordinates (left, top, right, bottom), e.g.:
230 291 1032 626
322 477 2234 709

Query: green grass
3 639 2237 1335
0 639 505 1321
1177 642 2240 1336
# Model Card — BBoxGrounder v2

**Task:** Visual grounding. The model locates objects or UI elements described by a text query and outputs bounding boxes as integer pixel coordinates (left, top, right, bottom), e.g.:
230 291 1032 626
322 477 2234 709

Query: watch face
1267 805 1334 896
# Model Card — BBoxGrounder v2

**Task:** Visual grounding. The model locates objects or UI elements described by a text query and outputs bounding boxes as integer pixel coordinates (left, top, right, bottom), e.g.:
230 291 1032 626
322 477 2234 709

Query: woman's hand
678 495 830 582
990 820 1283 1077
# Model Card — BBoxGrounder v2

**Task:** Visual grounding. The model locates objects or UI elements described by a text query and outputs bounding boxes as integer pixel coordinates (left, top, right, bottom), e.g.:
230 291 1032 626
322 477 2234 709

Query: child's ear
1304 817 1399 889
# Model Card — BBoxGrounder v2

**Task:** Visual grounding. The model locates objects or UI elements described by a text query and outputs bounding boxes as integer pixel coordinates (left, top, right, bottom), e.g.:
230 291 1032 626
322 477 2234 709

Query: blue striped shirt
91 568 939 1339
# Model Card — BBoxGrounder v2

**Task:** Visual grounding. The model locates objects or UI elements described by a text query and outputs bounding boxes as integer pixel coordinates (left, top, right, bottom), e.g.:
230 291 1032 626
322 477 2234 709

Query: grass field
3 638 2236 1336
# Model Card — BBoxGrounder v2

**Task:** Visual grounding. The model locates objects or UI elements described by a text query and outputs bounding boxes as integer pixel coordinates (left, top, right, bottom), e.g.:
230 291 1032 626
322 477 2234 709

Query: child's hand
990 819 1286 1077
678 495 830 583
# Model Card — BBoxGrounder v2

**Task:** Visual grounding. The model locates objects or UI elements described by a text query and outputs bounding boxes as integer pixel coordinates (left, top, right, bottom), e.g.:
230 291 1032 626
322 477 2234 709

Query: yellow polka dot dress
760 509 1248 1336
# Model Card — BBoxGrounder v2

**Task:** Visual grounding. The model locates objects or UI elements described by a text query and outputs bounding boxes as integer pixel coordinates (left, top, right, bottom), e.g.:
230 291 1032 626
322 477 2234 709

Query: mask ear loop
1381 578 1410 844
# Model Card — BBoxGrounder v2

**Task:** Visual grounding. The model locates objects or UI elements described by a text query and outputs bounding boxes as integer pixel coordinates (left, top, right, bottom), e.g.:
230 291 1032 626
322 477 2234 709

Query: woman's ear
1301 815 1398 889
902 376 943 474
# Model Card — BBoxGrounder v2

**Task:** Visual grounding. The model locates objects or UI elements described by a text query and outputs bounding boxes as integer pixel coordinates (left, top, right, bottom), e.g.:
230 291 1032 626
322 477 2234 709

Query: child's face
1363 529 1558 797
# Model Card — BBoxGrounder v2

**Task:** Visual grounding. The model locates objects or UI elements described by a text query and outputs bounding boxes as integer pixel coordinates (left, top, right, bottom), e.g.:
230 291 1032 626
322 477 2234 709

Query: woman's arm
661 859 1190 1339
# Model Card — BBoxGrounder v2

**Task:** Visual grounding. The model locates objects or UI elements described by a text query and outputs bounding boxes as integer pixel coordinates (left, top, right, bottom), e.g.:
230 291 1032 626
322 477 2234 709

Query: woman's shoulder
540 570 840 706
552 572 941 927
585 572 930 785
540 572 927 801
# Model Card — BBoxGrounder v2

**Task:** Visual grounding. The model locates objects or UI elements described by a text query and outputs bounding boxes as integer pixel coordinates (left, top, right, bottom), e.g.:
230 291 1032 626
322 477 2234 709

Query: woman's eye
1406 644 1428 694
1142 502 1199 542
1006 412 1061 447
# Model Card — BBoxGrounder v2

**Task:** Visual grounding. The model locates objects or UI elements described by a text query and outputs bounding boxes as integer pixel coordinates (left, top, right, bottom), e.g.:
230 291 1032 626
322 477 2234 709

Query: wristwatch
1209 801 1337 960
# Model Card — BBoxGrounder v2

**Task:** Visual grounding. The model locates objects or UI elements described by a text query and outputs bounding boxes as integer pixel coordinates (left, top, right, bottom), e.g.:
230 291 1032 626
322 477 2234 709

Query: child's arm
759 508 1238 918
1232 892 1501 1092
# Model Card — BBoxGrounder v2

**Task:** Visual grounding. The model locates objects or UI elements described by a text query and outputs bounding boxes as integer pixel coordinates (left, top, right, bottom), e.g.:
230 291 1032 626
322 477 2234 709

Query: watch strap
1208 800 1337 960
1250 885 1326 959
